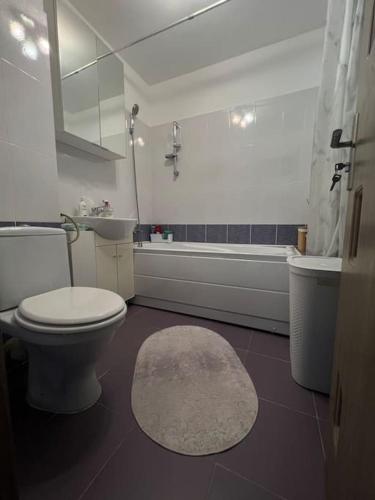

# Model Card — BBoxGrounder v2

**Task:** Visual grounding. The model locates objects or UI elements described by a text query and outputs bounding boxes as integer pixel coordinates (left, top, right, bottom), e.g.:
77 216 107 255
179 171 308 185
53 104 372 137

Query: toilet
0 226 127 414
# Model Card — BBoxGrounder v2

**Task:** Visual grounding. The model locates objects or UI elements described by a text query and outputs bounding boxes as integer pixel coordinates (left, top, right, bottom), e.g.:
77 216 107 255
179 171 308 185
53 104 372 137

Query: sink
73 217 137 240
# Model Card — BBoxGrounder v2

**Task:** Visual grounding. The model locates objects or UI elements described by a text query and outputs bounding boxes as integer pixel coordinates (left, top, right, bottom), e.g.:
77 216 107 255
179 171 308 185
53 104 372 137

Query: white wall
0 0 60 222
150 88 317 225
57 28 323 226
132 28 324 127
57 116 153 222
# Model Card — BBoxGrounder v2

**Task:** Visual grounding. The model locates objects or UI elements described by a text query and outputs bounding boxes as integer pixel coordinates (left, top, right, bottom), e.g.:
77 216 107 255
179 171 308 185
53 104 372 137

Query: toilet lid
18 287 126 325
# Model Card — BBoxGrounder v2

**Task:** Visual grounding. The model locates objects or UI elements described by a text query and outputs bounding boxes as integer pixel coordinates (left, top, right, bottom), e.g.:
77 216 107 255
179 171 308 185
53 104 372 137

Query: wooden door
117 244 135 301
96 245 118 293
327 1 375 498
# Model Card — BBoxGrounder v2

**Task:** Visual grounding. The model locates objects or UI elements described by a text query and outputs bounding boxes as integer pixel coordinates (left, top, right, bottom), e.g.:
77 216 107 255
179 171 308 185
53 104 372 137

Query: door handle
330 129 354 149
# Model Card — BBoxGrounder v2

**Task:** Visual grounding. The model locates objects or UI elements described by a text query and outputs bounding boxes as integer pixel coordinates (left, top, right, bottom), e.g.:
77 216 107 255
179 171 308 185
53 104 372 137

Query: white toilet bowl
0 226 129 414
0 287 127 414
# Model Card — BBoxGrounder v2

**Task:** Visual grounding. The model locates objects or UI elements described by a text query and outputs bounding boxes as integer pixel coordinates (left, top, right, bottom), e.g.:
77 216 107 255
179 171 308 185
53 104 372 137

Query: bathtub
132 242 299 335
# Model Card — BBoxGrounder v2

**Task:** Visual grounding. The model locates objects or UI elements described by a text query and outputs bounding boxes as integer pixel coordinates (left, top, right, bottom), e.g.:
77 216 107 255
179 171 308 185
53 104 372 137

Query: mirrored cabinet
44 0 126 160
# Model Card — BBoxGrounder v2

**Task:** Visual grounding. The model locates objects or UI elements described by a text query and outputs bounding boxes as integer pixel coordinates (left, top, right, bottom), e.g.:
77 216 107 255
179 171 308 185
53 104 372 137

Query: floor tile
16 403 131 500
235 348 248 364
185 319 252 350
213 399 325 500
208 465 284 500
245 352 315 416
250 331 290 362
318 418 330 458
98 366 135 425
81 427 214 500
314 393 330 420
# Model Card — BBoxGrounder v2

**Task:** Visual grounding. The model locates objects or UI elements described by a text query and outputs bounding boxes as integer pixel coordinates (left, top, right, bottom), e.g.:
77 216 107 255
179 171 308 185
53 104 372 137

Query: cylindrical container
297 227 308 254
288 256 342 394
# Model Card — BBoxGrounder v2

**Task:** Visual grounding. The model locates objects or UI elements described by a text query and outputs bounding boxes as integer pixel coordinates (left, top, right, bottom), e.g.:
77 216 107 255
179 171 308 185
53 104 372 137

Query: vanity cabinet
70 232 135 301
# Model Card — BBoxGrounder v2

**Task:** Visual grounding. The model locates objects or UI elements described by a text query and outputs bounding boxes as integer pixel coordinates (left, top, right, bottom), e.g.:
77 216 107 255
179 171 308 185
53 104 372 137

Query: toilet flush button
18 287 125 325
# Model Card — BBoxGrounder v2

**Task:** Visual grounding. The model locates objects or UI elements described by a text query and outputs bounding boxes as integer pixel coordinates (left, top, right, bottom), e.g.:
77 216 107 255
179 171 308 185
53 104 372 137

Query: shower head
132 104 139 117
129 104 139 136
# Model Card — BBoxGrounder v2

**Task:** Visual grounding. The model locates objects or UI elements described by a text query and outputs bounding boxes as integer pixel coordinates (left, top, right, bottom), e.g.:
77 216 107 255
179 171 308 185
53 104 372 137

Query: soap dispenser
78 197 89 216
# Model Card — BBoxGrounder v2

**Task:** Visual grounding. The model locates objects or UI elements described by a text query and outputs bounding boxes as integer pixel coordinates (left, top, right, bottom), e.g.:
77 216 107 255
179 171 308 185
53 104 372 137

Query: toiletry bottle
102 200 113 218
79 197 88 216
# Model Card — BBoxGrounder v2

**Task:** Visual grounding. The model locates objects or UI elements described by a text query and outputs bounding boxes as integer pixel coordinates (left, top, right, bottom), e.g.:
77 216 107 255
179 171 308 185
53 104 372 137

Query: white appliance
288 256 342 394
0 227 127 414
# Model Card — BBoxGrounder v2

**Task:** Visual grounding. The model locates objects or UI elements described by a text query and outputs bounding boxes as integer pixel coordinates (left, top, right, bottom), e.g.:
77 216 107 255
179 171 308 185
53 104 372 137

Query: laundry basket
287 256 342 394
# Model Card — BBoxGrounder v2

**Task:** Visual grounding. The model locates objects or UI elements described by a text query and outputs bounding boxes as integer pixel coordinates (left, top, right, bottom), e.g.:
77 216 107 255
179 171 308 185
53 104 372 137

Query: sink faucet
91 205 106 216
91 200 112 217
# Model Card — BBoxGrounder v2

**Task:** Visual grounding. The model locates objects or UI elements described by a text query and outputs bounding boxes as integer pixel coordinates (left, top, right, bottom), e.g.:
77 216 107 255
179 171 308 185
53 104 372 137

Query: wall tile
187 224 206 242
1 59 56 157
206 224 227 243
251 225 276 245
228 225 250 244
168 224 186 242
138 224 151 242
276 225 300 245
0 1 51 84
0 140 15 221
12 144 59 222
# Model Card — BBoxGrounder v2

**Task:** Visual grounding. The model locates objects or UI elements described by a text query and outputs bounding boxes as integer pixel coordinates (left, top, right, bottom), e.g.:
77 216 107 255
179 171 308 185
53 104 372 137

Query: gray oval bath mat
131 325 258 456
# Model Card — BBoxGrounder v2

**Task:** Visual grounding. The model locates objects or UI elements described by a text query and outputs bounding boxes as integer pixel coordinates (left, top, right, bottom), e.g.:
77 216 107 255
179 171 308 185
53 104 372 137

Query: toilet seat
14 306 126 334
19 287 125 325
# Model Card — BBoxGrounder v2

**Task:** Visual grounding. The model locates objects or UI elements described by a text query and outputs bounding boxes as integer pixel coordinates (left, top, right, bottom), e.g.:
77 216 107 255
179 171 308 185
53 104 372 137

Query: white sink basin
73 217 137 240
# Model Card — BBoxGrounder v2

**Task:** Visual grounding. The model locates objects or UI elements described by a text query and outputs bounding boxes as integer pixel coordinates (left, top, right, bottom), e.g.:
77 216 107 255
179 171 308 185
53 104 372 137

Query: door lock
335 162 351 173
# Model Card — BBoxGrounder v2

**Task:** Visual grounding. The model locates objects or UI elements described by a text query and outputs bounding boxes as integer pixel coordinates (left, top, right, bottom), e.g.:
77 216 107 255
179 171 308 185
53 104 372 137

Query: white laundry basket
287 256 342 394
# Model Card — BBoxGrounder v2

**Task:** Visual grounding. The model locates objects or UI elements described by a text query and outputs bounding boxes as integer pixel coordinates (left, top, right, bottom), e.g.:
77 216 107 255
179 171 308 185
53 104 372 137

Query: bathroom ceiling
69 0 328 85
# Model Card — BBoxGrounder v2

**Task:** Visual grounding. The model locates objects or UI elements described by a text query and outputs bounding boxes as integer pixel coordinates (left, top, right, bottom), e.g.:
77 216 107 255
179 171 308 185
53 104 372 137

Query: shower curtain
308 0 364 256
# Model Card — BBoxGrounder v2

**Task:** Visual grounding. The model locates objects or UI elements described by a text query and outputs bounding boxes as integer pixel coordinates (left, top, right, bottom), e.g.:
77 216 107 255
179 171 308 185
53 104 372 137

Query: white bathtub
132 242 299 335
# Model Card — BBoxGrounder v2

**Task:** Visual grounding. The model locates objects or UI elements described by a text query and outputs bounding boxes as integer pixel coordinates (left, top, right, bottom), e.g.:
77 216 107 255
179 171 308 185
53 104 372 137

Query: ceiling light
22 40 38 60
38 37 50 55
9 20 25 41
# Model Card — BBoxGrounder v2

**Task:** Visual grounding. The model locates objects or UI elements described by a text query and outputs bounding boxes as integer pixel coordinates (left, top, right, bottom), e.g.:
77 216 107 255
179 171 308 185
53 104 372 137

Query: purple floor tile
213 399 325 500
235 348 248 364
81 427 214 500
318 418 330 458
16 403 132 500
208 465 284 500
246 352 315 416
250 331 290 362
163 314 253 350
98 367 135 425
314 393 330 420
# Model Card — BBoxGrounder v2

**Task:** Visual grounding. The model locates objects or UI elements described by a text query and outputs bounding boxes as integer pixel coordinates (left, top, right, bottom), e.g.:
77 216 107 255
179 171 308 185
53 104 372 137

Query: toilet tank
0 227 71 311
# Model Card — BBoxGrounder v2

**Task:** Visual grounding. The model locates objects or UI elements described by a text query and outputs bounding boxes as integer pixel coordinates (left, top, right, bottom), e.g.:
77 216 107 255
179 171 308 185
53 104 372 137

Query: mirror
47 0 126 159
97 40 127 157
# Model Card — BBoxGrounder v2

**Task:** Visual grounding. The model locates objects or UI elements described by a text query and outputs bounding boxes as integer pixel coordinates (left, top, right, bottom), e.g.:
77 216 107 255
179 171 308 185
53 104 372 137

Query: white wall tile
149 88 317 224
0 58 55 157
0 0 60 223
11 144 59 221
0 0 51 83
0 139 15 220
